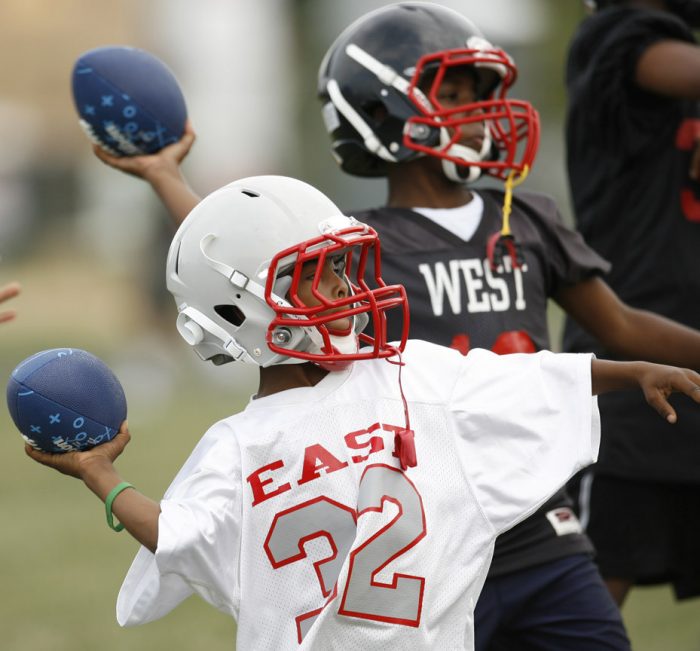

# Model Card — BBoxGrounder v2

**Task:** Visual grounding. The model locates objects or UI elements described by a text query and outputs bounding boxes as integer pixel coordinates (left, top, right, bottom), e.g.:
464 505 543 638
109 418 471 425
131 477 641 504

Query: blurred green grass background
1 253 700 651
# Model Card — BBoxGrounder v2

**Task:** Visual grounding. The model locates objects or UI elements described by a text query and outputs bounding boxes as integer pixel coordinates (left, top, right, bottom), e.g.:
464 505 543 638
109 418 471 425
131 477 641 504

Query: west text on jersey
417 256 527 317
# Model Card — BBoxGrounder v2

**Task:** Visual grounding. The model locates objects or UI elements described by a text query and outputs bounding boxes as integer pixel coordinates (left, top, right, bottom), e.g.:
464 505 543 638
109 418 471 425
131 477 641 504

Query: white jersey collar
412 192 484 242
246 363 354 409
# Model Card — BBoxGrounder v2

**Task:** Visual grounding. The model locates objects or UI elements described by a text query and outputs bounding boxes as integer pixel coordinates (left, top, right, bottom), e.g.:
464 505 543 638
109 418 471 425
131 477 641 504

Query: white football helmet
166 175 408 369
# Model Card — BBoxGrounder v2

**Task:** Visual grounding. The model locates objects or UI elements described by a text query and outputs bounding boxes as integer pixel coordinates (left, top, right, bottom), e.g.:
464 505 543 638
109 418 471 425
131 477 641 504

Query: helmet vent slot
173 240 182 274
240 190 260 198
361 100 388 125
215 304 246 327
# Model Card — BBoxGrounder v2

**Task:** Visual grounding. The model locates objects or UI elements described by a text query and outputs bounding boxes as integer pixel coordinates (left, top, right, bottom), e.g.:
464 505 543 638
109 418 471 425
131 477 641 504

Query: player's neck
385 160 473 209
254 362 330 399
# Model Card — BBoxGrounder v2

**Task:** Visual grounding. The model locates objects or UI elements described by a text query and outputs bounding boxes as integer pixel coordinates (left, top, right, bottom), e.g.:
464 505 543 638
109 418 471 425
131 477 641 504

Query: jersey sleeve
514 191 611 295
117 421 242 626
573 10 693 145
449 348 600 535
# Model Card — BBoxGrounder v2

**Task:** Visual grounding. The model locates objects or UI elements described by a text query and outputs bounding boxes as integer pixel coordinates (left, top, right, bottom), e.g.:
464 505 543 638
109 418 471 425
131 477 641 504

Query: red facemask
404 47 540 181
264 223 409 368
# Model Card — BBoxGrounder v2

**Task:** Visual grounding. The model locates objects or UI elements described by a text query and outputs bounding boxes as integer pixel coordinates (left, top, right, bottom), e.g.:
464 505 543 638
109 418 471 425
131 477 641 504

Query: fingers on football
165 126 195 161
107 425 132 453
92 144 131 170
24 443 69 469
182 119 196 141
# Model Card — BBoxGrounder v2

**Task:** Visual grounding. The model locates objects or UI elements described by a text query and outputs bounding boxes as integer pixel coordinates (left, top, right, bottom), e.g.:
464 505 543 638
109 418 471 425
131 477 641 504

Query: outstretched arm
591 358 700 424
93 121 201 227
24 424 160 553
556 276 700 369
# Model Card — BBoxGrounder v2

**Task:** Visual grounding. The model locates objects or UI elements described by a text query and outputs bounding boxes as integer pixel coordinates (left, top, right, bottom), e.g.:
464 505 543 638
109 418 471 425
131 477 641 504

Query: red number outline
263 495 357 643
263 464 428 643
337 463 427 627
675 118 700 223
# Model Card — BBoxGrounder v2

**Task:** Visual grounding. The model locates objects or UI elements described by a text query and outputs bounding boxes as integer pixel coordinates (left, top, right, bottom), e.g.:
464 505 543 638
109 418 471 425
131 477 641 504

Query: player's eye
438 90 459 103
299 261 318 282
331 255 346 276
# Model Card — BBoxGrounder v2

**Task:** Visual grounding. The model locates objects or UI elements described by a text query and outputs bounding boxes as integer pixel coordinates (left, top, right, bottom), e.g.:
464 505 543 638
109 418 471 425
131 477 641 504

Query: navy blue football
71 45 187 156
6 348 127 454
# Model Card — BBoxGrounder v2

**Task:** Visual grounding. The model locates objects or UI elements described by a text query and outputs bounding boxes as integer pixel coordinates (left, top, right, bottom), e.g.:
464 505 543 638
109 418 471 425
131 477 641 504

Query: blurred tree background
1 1 698 650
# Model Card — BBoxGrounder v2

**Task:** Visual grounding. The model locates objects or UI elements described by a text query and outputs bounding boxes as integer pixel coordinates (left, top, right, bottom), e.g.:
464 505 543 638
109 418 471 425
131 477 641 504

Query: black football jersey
353 188 608 575
563 8 700 481
357 190 609 351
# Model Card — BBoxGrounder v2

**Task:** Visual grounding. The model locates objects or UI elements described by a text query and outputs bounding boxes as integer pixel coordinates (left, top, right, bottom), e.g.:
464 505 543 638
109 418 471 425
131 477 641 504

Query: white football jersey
117 341 599 650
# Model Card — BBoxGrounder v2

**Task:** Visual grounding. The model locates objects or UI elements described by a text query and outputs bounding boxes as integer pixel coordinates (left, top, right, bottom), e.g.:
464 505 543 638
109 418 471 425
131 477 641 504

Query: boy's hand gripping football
24 421 131 480
92 120 199 226
93 120 195 182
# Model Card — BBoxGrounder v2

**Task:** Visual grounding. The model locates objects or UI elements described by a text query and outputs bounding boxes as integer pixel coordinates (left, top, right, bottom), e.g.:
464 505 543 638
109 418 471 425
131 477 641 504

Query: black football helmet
317 2 539 183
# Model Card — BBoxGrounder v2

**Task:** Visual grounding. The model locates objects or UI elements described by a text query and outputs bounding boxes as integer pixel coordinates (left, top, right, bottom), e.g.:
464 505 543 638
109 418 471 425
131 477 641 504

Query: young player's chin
315 310 352 334
326 317 352 333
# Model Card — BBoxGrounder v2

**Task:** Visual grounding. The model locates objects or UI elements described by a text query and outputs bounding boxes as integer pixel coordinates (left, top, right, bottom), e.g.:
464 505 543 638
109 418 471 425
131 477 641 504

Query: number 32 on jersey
263 463 427 644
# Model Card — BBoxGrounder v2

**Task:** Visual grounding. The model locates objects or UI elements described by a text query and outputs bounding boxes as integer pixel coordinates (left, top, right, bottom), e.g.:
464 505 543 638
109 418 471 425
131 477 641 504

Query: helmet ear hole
215 304 246 327
361 100 388 125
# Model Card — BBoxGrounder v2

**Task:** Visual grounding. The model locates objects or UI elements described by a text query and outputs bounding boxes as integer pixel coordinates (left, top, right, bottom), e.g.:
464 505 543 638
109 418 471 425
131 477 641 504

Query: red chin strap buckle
487 231 526 271
393 428 417 470
386 346 417 471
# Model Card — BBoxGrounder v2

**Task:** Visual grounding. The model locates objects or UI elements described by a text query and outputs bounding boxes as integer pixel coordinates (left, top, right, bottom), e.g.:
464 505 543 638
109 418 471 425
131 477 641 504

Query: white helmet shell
166 175 407 368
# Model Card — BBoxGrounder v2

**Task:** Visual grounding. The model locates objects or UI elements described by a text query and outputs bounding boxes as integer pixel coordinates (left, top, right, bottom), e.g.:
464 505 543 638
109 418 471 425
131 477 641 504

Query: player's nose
325 264 347 299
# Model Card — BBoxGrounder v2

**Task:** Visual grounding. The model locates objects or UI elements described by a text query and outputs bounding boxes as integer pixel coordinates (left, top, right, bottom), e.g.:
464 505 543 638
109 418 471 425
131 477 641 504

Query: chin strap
387 347 417 471
487 166 529 271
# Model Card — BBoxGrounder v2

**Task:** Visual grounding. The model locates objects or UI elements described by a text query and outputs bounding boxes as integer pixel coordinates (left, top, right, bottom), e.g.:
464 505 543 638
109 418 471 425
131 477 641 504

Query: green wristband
105 481 134 532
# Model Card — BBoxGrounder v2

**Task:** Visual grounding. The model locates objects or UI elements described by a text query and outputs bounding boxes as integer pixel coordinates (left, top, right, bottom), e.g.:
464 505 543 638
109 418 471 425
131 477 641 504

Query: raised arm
93 120 201 227
635 37 700 179
591 358 700 424
636 39 700 99
24 424 160 553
